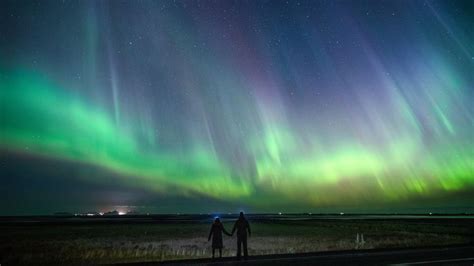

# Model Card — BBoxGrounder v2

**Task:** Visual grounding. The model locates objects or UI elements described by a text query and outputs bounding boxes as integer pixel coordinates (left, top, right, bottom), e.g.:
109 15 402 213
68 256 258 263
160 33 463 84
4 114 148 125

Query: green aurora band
1 71 252 199
1 70 473 209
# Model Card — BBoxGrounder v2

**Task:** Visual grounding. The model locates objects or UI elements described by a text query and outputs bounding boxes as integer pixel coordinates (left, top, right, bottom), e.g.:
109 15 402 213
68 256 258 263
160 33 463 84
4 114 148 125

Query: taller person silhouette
231 212 251 259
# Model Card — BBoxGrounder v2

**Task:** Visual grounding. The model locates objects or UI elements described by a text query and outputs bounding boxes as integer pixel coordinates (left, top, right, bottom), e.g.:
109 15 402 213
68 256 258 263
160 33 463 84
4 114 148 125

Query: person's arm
231 221 237 236
247 221 251 237
222 224 231 236
208 225 213 241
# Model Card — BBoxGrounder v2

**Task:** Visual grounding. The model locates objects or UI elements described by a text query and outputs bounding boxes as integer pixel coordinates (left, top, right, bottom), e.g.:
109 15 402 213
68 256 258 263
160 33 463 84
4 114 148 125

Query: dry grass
0 219 471 265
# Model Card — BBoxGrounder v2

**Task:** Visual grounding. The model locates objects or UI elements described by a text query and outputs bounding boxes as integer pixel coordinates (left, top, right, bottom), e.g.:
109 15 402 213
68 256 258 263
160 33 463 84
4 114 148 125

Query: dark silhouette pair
208 211 251 259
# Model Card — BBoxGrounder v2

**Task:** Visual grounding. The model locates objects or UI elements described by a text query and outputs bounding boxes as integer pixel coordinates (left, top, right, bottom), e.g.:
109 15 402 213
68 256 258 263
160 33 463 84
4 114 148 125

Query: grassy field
1 217 473 265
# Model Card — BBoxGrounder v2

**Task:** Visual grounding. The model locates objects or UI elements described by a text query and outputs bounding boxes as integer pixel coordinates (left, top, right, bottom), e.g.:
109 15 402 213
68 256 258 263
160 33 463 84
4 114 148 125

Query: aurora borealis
1 0 473 214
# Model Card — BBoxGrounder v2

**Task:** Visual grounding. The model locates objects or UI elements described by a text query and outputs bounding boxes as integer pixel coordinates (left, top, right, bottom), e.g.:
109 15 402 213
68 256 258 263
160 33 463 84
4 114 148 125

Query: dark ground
0 214 473 265
154 245 474 265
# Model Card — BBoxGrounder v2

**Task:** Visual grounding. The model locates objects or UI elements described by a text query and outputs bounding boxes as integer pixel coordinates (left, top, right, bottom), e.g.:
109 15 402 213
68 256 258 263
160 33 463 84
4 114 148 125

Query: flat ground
0 215 472 265
155 245 474 265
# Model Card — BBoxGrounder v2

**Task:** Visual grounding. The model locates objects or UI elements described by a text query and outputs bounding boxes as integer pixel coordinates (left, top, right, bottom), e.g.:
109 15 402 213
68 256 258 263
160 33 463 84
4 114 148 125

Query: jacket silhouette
231 212 251 258
208 217 231 258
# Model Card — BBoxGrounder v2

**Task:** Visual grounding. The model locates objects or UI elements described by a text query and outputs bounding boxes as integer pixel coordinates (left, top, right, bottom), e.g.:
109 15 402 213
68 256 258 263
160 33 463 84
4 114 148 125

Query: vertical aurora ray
0 0 473 213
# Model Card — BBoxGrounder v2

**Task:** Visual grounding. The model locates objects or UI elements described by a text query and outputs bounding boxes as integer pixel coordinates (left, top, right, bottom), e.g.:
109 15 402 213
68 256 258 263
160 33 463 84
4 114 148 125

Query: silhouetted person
231 212 251 258
208 217 231 258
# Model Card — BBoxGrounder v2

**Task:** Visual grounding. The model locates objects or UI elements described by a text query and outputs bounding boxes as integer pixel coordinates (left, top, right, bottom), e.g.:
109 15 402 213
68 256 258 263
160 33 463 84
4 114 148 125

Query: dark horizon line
1 212 473 218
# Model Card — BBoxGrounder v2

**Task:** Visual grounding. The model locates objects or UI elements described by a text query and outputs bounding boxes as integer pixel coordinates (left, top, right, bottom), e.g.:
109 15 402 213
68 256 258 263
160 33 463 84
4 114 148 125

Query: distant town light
278 212 282 215
118 211 126 215
340 212 344 215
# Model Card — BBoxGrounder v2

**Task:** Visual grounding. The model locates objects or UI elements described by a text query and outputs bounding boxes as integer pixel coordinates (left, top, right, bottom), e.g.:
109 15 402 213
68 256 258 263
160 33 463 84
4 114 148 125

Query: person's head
214 217 221 224
239 212 244 219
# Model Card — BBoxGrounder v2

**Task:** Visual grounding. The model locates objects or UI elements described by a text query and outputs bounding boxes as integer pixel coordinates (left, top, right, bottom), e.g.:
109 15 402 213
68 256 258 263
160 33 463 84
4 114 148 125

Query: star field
0 0 473 214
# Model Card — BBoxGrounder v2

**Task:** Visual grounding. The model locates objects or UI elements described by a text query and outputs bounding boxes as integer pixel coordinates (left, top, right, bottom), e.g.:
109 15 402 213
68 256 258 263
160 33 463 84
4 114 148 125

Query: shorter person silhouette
231 212 251 259
208 217 231 258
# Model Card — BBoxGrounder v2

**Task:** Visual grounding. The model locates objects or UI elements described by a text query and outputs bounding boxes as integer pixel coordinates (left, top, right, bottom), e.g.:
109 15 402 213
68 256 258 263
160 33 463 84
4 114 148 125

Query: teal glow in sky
0 0 473 214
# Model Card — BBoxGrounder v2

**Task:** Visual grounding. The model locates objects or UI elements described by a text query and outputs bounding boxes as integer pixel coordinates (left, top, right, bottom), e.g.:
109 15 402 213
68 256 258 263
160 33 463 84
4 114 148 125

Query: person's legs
219 248 222 258
243 235 248 258
212 248 215 258
236 237 242 258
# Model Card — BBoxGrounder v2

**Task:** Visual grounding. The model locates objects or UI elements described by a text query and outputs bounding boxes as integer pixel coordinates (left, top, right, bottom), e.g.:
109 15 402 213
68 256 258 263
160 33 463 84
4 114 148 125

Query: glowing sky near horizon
0 0 473 214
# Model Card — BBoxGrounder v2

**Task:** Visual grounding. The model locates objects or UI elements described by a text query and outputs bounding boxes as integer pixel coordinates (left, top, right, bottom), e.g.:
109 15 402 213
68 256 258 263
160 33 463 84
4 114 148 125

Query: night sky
1 0 473 215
